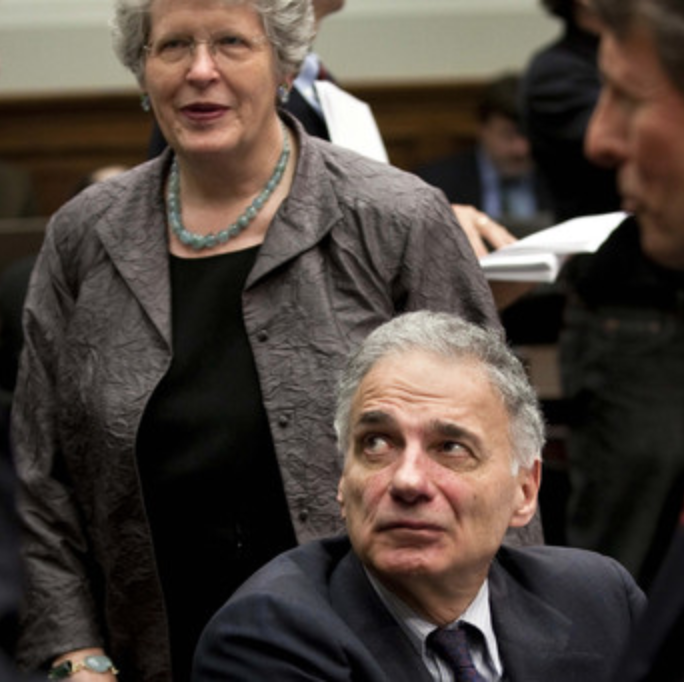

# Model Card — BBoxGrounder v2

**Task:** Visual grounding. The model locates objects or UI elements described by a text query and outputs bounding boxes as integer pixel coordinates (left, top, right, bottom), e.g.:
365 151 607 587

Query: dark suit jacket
612 523 684 681
415 147 552 216
194 535 645 682
521 26 620 221
415 147 485 207
0 404 22 681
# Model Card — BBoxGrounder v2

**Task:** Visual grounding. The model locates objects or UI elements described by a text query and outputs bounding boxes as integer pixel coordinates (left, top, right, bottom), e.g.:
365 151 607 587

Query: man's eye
441 441 468 457
361 434 392 457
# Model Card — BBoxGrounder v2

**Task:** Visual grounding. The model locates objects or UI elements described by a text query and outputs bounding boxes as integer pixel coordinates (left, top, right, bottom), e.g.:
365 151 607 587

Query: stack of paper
479 212 629 282
314 81 389 164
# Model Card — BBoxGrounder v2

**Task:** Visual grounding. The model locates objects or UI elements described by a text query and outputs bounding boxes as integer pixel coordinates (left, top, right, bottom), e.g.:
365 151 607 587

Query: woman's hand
451 204 517 258
51 647 118 681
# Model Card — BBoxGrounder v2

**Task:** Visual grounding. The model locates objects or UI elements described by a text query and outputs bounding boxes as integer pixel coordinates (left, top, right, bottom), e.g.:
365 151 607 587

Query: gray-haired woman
12 0 504 679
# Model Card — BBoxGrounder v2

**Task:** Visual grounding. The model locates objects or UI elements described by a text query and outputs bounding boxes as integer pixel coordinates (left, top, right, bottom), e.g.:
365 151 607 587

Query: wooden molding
0 80 485 215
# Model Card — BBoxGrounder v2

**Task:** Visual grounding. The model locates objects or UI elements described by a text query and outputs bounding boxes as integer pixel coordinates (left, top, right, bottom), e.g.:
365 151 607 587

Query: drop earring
140 93 151 112
277 84 290 105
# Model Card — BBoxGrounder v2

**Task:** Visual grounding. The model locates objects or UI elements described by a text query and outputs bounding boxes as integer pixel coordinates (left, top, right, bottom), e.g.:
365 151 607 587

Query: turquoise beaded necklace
166 122 291 251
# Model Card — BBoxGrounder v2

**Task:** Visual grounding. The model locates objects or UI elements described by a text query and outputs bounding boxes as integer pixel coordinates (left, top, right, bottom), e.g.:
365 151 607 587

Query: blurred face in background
479 114 534 179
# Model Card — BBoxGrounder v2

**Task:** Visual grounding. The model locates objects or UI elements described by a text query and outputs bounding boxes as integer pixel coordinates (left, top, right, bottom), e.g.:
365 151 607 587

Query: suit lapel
330 551 433 682
489 556 603 681
95 156 173 348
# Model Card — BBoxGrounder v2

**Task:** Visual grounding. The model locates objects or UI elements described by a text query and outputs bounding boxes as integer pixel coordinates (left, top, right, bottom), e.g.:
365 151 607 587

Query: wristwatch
48 655 118 679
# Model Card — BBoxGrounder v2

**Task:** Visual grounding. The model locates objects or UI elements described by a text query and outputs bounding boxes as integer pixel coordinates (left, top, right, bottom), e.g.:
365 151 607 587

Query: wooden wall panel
0 80 485 216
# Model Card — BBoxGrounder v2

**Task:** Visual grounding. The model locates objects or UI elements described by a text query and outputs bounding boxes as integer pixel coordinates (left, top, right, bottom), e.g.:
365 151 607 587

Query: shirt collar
365 568 503 679
294 52 321 93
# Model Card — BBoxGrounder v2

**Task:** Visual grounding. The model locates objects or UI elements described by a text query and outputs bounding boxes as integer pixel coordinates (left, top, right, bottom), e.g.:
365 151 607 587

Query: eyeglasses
144 32 268 66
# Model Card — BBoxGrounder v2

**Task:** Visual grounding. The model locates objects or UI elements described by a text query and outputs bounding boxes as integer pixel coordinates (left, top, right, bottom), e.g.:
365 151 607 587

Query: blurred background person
521 0 620 222
417 73 553 238
11 0 508 680
0 162 39 220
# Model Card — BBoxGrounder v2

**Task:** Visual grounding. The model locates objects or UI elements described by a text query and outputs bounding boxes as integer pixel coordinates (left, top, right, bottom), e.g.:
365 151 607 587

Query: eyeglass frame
143 32 270 66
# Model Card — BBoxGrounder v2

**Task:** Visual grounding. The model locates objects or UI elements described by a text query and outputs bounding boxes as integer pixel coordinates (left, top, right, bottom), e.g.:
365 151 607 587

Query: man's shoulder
497 543 629 575
493 544 643 605
232 535 353 601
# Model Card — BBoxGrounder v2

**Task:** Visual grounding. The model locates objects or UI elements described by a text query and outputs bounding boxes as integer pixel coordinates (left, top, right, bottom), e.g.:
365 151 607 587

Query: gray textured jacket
13 122 506 680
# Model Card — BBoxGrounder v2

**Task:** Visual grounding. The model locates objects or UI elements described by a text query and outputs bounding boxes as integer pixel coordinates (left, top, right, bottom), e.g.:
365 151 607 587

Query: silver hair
591 0 684 97
111 0 316 85
333 311 545 474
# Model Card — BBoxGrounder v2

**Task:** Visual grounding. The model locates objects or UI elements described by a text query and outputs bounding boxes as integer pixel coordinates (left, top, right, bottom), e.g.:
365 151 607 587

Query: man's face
586 25 684 270
337 350 539 607
479 114 533 179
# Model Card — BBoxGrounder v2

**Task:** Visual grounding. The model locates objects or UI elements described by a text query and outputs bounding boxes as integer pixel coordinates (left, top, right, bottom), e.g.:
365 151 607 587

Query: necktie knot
427 623 486 681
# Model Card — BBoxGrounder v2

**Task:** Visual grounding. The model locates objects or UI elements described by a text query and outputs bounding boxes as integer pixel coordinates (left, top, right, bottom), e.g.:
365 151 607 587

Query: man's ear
337 477 347 519
509 459 541 528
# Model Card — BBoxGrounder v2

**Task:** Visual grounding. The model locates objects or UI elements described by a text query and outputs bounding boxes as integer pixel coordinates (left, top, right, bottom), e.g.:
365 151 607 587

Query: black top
566 216 684 310
136 247 297 681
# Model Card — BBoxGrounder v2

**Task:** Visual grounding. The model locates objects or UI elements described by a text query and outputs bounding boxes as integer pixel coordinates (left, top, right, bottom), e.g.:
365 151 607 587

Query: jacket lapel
489 556 604 681
246 116 343 289
330 551 433 682
95 155 173 347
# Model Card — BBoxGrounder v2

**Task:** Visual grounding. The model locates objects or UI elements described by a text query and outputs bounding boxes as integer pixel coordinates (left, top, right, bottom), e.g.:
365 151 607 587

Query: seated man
416 74 553 238
193 311 644 682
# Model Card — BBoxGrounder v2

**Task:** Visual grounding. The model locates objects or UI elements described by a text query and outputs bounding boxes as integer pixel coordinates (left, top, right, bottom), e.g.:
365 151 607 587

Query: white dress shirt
366 570 504 682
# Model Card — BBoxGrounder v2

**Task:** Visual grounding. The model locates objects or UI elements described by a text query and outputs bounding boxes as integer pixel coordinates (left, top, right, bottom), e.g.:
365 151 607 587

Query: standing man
194 312 644 682
287 0 345 140
581 0 684 677
559 0 684 589
417 74 553 237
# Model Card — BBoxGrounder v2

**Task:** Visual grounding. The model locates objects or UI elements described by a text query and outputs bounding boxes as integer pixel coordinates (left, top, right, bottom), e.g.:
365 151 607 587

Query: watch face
84 655 113 673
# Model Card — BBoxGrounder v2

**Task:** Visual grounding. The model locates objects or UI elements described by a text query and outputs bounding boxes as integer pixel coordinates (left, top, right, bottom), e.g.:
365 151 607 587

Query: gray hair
591 0 684 96
334 312 545 473
111 0 316 85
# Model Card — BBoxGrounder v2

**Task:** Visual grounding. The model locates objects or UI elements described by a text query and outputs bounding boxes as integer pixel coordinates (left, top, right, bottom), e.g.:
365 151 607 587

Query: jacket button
298 508 309 523
257 330 269 342
278 414 290 427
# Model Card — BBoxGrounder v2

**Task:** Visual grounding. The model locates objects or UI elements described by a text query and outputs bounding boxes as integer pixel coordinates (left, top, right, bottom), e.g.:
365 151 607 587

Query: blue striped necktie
427 624 487 682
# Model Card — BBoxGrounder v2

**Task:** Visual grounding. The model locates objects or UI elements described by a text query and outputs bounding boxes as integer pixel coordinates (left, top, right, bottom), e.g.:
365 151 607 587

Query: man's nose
389 447 434 504
585 91 628 168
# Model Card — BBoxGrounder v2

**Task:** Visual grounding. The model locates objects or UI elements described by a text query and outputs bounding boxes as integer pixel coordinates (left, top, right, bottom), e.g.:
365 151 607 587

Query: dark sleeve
193 592 369 682
0 404 21 680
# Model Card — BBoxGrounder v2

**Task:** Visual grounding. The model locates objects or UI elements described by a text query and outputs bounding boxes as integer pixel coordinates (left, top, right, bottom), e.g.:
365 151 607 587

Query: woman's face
144 0 281 160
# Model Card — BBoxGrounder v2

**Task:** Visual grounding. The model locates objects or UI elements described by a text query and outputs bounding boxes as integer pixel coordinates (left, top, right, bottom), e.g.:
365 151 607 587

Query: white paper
314 80 389 164
479 211 629 282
